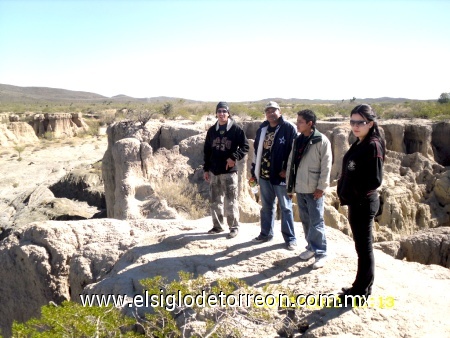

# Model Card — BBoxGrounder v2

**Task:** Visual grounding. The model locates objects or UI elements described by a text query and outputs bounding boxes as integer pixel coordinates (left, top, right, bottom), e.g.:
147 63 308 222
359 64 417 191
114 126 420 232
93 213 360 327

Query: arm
317 138 333 192
203 130 212 173
280 124 298 176
230 128 249 161
250 128 260 180
286 139 296 194
360 140 384 195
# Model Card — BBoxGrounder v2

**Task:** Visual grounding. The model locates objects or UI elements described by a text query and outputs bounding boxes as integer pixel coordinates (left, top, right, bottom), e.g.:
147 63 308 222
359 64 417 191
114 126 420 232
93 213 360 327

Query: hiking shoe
299 250 315 260
312 256 328 269
286 242 297 251
207 227 224 234
227 228 238 239
251 235 273 243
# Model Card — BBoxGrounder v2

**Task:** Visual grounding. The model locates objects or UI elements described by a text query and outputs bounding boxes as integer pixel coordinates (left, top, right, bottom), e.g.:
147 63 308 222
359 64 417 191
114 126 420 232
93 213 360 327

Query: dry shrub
154 176 208 219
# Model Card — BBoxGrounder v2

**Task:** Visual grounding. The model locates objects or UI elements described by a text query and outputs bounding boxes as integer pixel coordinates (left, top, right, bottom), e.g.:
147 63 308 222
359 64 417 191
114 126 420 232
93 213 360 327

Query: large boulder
158 125 203 150
179 133 207 169
8 186 99 229
399 227 450 267
0 219 149 336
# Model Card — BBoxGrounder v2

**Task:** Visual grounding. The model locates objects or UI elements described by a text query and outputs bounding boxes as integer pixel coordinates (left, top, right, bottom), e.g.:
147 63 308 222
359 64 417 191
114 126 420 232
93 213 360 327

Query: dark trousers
348 194 379 296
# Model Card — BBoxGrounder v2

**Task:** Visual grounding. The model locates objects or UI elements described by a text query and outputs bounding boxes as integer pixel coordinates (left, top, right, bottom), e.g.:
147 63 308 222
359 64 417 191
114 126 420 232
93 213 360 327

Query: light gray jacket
286 129 332 194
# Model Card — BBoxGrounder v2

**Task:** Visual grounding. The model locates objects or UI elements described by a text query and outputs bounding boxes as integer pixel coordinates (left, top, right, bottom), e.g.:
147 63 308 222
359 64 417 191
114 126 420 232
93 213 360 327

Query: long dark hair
351 104 386 160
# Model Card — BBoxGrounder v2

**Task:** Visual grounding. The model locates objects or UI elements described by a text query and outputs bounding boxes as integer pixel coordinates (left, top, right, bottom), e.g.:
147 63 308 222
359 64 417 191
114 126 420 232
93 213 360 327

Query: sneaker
207 227 224 234
251 235 273 243
286 243 297 251
312 256 327 269
227 228 238 239
299 250 315 260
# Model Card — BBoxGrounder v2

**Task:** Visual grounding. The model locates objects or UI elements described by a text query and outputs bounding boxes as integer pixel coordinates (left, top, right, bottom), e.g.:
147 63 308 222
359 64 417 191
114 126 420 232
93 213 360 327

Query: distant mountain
0 83 425 104
0 84 203 104
0 84 107 102
250 97 421 104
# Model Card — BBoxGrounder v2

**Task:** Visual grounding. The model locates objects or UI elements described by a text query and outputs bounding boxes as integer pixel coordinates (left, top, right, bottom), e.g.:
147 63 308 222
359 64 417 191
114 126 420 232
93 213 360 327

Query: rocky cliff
0 112 90 147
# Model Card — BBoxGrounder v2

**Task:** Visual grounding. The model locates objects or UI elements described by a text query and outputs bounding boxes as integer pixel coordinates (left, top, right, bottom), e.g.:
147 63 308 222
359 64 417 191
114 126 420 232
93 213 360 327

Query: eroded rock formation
0 112 91 146
375 227 450 268
0 121 39 146
0 219 146 336
102 120 260 222
29 112 89 138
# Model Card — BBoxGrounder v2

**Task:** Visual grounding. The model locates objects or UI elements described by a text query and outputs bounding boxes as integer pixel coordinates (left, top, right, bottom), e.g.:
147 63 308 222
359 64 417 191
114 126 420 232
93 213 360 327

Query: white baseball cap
265 101 280 111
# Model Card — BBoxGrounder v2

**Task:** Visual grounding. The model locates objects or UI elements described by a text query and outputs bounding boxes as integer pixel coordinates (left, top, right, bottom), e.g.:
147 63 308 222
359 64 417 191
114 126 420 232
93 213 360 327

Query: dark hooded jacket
203 118 249 175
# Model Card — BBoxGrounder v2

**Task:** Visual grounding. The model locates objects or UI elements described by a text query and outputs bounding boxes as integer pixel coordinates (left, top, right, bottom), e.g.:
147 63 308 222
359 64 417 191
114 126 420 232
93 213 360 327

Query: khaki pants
209 172 239 229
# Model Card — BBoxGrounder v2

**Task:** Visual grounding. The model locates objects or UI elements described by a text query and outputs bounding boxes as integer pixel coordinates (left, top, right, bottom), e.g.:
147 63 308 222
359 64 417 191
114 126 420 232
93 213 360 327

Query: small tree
437 92 450 104
13 144 26 161
161 103 174 118
136 110 153 125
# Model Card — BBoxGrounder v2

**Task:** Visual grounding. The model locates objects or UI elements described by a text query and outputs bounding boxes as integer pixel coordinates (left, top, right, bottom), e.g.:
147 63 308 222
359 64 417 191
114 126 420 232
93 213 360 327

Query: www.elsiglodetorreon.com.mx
80 290 395 310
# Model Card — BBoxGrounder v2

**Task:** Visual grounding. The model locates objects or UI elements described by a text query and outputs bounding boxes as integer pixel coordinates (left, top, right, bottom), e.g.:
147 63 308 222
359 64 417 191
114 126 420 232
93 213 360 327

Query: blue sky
1 0 449 101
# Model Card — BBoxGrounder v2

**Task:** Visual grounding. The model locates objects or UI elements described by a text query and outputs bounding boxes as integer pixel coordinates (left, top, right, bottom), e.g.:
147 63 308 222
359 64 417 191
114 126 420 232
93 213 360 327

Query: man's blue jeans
259 178 296 244
296 193 327 258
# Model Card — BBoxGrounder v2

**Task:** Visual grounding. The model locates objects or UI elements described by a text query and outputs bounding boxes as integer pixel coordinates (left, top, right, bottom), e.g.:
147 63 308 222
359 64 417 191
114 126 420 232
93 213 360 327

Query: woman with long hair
337 104 385 299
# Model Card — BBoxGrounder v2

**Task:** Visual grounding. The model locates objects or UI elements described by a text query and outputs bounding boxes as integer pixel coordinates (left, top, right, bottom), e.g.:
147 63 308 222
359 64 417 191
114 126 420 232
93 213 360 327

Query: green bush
11 273 293 338
11 301 138 337
13 144 26 161
43 131 54 140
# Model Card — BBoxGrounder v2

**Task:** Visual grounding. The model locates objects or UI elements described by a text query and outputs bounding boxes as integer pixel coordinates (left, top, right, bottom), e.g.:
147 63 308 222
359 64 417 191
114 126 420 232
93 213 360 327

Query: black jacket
203 119 249 175
251 116 297 185
337 136 384 205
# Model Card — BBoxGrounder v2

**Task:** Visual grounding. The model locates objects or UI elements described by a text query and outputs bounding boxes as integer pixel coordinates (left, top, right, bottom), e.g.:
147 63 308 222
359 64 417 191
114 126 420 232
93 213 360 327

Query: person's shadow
277 300 353 336
82 228 351 334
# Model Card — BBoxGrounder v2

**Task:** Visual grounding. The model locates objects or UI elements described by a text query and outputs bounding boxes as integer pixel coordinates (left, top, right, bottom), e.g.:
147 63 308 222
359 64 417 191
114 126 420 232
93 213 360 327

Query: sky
1 0 449 102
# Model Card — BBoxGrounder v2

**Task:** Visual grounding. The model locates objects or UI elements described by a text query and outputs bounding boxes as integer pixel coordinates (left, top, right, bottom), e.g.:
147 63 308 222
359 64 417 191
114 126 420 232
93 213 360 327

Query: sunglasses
350 120 368 127
217 109 228 113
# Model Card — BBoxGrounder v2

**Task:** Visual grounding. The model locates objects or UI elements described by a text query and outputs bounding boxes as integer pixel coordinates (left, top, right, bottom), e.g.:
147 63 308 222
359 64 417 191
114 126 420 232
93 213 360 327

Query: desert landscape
0 87 449 337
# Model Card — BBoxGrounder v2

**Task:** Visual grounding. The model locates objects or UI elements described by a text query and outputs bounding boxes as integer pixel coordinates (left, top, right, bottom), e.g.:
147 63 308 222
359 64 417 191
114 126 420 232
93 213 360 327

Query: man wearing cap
251 101 298 250
203 102 249 238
